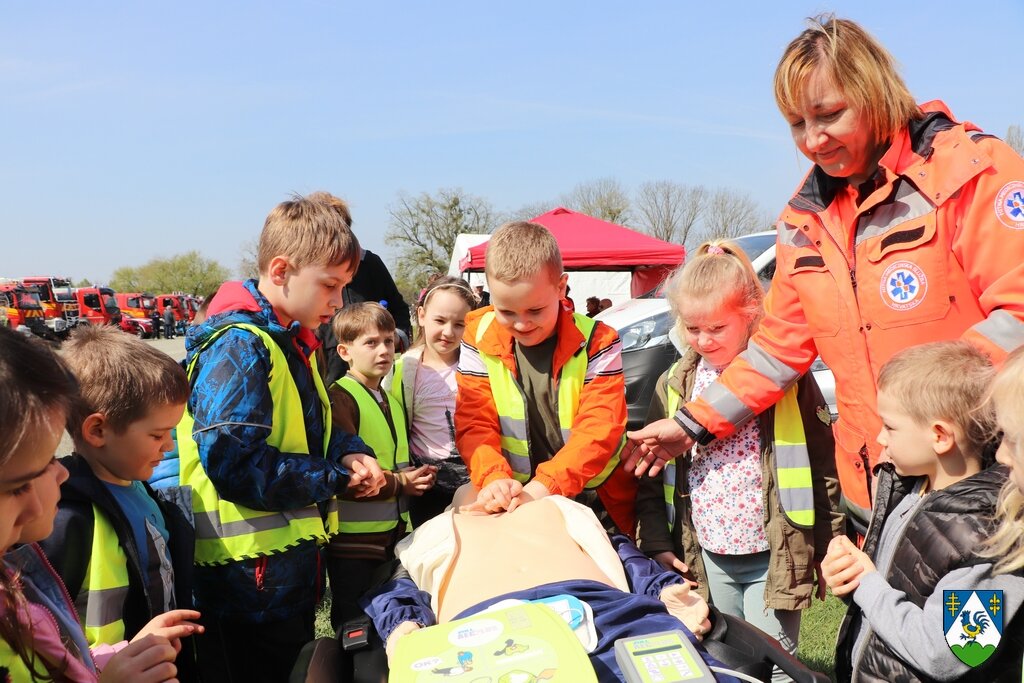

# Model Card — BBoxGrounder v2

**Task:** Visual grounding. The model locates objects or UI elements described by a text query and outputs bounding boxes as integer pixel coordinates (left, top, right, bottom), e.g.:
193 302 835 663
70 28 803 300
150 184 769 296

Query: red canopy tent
459 207 686 297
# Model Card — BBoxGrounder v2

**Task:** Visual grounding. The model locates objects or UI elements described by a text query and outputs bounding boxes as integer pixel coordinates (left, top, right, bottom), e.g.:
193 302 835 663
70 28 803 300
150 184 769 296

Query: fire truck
21 276 83 338
114 292 157 338
76 287 152 337
156 294 190 335
0 282 58 341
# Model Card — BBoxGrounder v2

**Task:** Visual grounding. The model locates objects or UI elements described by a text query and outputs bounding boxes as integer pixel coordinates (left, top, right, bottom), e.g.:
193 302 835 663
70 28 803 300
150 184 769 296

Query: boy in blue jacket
180 191 385 682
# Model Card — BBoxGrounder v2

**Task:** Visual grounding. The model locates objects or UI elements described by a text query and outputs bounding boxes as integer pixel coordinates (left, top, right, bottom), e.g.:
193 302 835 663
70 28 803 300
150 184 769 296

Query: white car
597 230 837 429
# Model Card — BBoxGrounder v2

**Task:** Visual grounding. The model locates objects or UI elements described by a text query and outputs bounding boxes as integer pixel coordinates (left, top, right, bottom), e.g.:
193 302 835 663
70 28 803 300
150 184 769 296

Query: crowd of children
2 191 1023 682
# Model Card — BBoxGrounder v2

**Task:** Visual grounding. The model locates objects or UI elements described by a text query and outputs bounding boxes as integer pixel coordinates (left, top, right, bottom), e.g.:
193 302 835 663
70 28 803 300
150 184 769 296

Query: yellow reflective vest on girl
332 375 411 533
178 323 338 566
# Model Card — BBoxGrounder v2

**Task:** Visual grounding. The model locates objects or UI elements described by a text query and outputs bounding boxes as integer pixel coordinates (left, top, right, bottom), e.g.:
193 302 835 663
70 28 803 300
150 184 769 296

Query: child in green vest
40 324 204 681
327 302 436 629
634 240 843 680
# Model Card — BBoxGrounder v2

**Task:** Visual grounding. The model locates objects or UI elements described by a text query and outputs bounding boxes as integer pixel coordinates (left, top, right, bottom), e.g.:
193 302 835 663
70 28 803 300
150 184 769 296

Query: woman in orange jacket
626 15 1024 527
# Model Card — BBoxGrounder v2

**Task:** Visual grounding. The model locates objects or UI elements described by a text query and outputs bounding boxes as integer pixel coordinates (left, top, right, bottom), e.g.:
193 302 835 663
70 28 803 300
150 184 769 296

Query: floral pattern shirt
688 357 768 555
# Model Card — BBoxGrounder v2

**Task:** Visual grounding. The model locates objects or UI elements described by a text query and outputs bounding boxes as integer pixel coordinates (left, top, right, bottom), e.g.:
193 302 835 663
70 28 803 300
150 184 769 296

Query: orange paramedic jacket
456 302 637 534
678 102 1024 517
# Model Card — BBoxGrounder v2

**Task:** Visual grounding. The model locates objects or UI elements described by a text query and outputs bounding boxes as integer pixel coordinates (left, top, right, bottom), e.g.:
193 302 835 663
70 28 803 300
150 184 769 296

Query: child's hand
399 464 437 496
659 583 711 641
516 480 551 507
821 535 876 597
132 609 203 654
99 634 178 683
654 551 689 575
341 453 386 498
461 478 523 514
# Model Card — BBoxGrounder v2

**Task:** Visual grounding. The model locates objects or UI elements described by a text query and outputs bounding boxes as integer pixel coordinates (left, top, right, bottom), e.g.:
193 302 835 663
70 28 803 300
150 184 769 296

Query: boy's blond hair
877 341 996 457
485 221 562 285
257 191 361 274
982 347 1024 574
331 302 396 345
63 325 190 443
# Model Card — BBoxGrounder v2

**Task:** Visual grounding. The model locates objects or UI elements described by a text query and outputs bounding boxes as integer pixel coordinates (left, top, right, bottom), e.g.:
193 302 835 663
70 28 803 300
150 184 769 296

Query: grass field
316 588 847 679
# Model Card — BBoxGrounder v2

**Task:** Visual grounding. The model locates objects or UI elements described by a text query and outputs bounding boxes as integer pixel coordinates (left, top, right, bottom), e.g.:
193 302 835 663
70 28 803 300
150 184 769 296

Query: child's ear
80 413 109 448
267 256 291 286
557 272 569 298
336 341 353 363
931 419 958 455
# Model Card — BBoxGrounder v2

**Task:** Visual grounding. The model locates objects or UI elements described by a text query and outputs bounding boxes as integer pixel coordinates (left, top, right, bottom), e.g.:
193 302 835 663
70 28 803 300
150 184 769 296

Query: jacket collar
474 303 585 375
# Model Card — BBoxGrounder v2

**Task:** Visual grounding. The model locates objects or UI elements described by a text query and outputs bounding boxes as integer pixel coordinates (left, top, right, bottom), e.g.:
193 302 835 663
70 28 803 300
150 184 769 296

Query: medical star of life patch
943 590 1003 668
994 181 1024 230
880 261 927 311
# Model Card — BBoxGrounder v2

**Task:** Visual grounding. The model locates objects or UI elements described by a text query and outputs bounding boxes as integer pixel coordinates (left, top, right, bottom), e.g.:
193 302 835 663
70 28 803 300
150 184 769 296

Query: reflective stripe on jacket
178 323 335 565
473 310 621 488
76 505 130 646
683 101 1024 513
333 375 410 533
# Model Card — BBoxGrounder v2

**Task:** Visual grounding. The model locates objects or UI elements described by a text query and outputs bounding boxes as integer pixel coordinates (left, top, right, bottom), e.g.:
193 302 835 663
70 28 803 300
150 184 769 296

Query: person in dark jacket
180 192 385 683
318 249 412 386
40 325 201 679
824 342 1024 682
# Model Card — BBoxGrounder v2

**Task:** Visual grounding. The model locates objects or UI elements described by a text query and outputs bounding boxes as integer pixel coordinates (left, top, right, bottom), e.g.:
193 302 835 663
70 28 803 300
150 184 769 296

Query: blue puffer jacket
186 279 374 622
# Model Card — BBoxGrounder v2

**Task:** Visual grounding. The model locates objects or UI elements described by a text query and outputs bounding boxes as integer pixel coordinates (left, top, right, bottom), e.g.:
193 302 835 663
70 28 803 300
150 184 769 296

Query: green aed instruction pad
613 630 715 683
390 601 597 682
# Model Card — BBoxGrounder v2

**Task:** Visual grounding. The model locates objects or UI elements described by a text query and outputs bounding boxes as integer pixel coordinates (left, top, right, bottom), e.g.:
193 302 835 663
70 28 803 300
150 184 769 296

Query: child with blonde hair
986 347 1024 573
385 275 477 526
635 240 843 677
0 327 200 682
824 341 1024 681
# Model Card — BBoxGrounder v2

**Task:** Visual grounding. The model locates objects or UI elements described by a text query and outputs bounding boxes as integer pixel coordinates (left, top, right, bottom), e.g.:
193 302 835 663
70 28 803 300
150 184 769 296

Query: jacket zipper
32 543 96 671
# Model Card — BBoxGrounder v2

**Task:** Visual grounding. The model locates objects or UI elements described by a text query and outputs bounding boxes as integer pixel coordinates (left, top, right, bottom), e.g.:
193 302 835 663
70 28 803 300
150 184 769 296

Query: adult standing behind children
384 276 476 527
179 192 386 683
40 326 201 680
635 242 843 681
822 342 1024 680
626 16 1024 528
455 221 637 534
326 302 435 630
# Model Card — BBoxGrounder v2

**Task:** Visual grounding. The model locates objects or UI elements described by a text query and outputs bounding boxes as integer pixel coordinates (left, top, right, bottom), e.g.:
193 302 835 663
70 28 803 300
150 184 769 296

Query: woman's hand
624 419 694 477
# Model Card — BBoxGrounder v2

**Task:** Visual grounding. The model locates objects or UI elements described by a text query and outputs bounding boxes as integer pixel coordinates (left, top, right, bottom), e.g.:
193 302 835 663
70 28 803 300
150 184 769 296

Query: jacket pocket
785 248 841 337
863 213 950 329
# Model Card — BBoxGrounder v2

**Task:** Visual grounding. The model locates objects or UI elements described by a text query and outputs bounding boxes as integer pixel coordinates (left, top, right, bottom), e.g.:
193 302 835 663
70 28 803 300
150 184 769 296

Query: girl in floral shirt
635 241 844 680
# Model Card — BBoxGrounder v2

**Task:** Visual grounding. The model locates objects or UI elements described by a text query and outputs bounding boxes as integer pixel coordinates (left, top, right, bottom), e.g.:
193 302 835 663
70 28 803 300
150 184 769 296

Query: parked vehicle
21 276 83 338
156 294 189 335
115 292 157 338
0 290 19 329
596 230 837 430
0 283 60 342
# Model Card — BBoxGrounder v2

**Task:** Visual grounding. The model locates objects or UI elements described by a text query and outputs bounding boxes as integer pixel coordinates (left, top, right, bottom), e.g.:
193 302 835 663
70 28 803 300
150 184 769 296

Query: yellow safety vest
178 323 336 565
663 362 815 530
0 641 50 681
333 376 411 533
475 311 621 488
75 506 130 646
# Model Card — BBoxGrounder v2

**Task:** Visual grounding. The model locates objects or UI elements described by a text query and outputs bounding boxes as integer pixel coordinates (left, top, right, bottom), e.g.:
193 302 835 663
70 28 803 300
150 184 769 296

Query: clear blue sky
3 1 1021 283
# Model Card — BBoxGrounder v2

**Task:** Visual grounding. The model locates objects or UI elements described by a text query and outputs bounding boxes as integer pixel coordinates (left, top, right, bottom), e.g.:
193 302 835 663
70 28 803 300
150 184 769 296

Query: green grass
315 591 334 639
797 591 846 681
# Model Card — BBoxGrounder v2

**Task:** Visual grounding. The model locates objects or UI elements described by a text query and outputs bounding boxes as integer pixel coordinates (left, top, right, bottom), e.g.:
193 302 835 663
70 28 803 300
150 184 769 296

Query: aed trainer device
614 630 715 683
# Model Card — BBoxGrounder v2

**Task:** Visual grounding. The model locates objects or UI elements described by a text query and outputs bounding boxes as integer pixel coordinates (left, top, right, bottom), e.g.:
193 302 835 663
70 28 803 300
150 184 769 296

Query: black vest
835 464 1023 682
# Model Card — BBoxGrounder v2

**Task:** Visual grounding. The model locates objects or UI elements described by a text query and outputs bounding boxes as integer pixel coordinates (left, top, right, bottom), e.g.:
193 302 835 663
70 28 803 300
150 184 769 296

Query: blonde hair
63 325 190 443
665 239 764 330
331 301 396 345
413 275 478 349
876 341 996 457
257 191 361 274
774 15 922 144
982 347 1024 574
485 221 563 285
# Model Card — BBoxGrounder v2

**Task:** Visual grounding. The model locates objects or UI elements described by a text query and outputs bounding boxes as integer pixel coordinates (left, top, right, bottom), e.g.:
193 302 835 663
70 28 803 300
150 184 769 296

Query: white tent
448 234 490 289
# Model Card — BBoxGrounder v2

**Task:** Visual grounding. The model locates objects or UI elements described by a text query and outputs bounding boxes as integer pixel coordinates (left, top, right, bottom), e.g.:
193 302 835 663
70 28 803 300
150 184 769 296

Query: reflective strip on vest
475 311 622 488
76 506 130 646
178 323 334 565
334 375 411 533
662 367 814 530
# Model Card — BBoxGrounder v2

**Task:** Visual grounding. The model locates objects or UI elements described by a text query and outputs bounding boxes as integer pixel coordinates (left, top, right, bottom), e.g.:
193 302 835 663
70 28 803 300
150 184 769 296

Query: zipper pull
850 268 857 291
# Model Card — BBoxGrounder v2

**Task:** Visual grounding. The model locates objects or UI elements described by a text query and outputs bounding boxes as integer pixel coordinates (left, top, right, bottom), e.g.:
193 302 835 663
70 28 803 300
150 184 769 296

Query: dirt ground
56 335 187 456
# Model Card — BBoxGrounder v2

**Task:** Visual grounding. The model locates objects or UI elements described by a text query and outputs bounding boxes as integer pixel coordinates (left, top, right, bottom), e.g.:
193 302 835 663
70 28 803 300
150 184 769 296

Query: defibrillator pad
390 601 597 682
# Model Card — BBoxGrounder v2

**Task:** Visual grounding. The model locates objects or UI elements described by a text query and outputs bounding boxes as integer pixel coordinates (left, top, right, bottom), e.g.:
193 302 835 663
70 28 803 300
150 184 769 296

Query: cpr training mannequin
363 486 741 683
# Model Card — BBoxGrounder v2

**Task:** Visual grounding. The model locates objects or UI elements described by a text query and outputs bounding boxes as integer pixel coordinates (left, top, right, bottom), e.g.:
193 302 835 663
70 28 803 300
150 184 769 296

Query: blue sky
3 1 1021 283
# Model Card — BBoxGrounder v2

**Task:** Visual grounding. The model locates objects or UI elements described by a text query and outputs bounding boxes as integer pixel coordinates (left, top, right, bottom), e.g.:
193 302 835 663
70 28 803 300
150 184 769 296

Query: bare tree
238 238 259 280
698 188 773 245
1008 124 1024 157
502 200 559 224
635 181 707 245
560 178 632 224
386 188 497 291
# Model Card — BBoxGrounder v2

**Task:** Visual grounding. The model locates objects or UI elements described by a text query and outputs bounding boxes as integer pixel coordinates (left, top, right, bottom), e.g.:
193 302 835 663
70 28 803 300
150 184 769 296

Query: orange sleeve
533 322 627 497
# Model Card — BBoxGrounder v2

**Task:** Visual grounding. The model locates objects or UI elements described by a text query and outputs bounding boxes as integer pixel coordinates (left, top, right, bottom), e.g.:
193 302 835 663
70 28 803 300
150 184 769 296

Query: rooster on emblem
959 610 991 643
